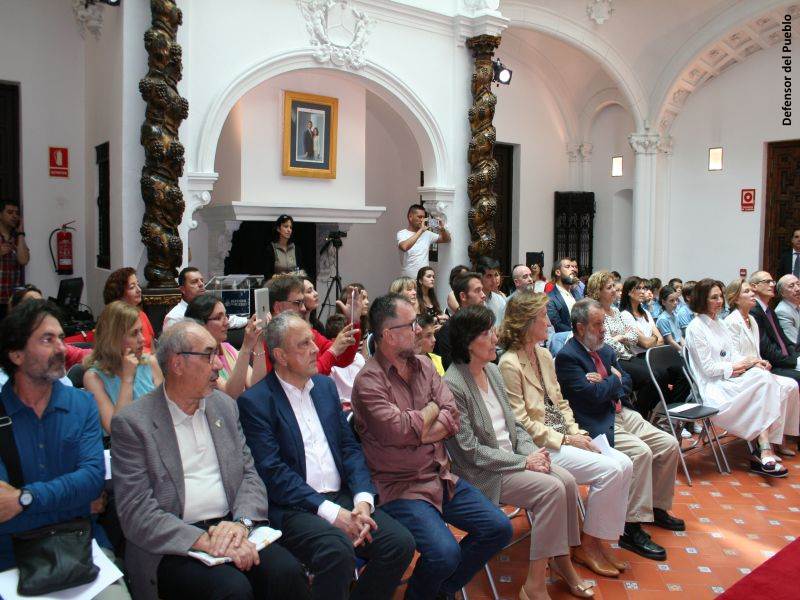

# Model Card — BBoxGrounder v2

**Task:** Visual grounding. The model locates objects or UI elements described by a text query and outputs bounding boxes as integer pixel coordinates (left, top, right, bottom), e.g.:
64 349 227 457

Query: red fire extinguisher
49 221 76 275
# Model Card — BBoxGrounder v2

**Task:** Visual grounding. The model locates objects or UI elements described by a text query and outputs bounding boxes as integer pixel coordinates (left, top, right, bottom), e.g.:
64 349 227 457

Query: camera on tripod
321 230 347 252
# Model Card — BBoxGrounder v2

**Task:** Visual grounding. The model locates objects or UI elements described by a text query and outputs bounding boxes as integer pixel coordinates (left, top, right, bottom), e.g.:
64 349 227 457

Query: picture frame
282 90 338 179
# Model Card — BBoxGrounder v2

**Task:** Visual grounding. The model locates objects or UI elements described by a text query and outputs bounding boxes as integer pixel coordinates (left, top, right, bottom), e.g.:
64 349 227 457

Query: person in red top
264 275 361 375
0 200 29 319
103 267 155 354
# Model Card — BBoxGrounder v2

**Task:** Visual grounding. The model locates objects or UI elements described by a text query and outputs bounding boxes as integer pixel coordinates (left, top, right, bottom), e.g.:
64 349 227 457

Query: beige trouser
614 408 680 523
499 463 580 560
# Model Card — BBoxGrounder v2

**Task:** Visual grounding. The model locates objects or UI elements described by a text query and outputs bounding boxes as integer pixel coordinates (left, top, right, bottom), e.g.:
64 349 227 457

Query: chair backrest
644 343 679 372
66 364 85 388
680 346 703 405
547 331 573 357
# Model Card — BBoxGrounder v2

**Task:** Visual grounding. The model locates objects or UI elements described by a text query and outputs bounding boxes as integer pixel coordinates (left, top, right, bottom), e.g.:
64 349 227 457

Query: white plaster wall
237 70 366 208
493 60 569 269
668 44 800 281
337 92 421 301
589 104 636 276
0 0 87 303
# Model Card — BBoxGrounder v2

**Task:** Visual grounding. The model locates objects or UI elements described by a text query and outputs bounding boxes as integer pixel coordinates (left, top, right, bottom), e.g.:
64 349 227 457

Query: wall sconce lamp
611 156 623 177
708 147 723 171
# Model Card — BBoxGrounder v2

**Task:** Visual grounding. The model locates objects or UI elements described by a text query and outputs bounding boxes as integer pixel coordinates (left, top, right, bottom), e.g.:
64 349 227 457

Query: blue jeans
381 479 512 600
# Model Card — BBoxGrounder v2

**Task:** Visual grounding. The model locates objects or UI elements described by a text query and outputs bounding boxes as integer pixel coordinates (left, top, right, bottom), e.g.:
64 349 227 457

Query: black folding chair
645 345 729 485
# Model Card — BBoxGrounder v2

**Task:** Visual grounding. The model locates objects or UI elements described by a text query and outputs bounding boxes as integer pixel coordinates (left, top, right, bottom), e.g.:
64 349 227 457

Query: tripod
319 236 343 320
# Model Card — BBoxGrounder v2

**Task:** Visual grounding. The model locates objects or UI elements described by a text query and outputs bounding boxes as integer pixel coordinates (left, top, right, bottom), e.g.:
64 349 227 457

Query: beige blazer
498 346 586 450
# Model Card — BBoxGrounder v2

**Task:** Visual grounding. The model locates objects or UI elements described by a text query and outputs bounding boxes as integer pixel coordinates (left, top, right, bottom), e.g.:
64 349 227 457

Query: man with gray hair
509 264 534 299
555 299 682 562
238 311 415 600
111 321 308 600
776 274 800 346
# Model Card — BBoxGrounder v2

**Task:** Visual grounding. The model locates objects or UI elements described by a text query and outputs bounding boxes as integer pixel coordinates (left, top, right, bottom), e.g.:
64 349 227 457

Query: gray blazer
775 300 800 346
444 362 538 504
111 386 270 600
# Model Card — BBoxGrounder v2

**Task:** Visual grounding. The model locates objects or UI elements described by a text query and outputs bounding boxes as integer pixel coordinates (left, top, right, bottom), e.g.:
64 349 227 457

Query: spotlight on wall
708 147 723 171
492 59 513 85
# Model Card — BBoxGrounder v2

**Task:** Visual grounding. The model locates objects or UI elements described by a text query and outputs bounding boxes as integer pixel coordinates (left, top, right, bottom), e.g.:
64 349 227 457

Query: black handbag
0 400 99 595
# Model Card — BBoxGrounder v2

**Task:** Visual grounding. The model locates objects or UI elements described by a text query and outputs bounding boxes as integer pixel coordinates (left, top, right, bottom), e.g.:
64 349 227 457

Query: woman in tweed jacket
498 292 633 579
444 305 593 600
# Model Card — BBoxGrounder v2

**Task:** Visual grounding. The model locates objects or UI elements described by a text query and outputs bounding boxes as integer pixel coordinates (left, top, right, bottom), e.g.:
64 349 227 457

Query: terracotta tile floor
392 435 800 600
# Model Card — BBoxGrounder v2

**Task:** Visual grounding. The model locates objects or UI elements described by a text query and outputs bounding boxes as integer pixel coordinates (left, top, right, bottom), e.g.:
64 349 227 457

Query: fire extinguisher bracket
49 222 76 276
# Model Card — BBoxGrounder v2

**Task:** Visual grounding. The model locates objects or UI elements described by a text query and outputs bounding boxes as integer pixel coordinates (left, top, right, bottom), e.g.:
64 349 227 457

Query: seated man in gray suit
111 321 309 600
776 274 800 347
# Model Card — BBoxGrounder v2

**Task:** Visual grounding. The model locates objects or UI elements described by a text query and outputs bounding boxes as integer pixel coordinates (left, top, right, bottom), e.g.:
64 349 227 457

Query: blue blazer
237 372 376 527
554 338 633 447
547 288 573 332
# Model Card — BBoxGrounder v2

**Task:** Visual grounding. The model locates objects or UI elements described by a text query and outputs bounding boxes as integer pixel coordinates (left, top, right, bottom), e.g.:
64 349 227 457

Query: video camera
320 230 347 254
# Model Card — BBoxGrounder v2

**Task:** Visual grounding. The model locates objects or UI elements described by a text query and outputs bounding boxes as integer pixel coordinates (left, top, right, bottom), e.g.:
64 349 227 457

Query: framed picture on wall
282 90 338 179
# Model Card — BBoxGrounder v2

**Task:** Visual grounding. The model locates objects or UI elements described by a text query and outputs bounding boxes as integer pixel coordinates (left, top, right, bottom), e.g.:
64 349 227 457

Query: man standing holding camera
397 204 450 278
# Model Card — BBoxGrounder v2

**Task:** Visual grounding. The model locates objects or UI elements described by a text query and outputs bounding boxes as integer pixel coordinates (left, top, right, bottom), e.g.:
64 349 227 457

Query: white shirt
556 284 576 313
397 229 438 278
163 298 247 330
330 352 366 404
479 383 513 454
276 374 374 524
484 292 507 324
165 392 229 524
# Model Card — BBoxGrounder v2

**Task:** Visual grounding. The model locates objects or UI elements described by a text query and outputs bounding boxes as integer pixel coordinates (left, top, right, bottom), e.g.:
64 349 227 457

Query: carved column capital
566 144 580 163
579 142 594 162
657 135 674 156
628 132 661 155
466 34 501 58
72 0 104 39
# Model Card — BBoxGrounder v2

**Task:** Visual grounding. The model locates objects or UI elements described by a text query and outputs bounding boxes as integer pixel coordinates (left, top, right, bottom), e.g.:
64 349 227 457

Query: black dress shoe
653 508 686 531
619 523 667 561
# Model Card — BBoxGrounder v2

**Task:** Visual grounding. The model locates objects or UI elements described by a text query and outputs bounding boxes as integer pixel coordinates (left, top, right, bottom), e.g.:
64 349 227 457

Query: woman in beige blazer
498 292 633 578
444 305 593 600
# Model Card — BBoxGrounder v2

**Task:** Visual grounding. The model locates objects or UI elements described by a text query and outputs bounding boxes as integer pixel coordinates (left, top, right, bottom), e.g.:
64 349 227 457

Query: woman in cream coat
723 279 799 457
444 305 592 600
498 292 632 579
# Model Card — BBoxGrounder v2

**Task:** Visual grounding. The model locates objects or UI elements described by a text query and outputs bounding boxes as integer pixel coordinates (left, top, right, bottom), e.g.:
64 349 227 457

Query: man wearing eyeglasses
265 275 360 376
749 271 800 387
111 321 309 600
352 294 512 600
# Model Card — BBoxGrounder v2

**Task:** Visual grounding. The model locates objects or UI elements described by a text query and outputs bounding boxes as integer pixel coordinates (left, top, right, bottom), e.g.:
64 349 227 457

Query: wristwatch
19 488 32 510
237 517 254 536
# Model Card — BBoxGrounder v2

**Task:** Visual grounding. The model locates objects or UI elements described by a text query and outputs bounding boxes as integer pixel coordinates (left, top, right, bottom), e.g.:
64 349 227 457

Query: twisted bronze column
466 34 500 264
139 0 189 287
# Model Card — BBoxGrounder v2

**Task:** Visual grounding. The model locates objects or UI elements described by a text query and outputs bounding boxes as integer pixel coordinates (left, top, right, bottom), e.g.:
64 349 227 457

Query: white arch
502 1 648 131
194 49 450 187
578 87 630 142
650 0 794 132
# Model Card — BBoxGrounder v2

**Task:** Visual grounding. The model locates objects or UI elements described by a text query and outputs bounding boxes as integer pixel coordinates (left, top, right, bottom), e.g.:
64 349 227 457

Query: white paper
667 402 700 415
591 433 616 458
104 449 112 480
0 539 123 600
188 526 282 566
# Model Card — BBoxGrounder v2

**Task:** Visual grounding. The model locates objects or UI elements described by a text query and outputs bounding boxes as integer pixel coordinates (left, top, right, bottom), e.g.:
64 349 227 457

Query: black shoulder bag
0 400 98 595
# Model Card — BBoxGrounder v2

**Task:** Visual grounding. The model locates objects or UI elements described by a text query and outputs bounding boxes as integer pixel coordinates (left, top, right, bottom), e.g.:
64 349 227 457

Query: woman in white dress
685 278 789 477
723 279 799 457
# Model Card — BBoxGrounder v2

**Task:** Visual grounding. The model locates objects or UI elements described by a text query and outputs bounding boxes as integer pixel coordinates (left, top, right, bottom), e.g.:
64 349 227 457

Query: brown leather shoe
572 546 620 578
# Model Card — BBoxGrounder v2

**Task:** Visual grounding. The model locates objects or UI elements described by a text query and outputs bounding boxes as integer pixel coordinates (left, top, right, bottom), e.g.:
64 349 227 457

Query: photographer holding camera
397 204 450 278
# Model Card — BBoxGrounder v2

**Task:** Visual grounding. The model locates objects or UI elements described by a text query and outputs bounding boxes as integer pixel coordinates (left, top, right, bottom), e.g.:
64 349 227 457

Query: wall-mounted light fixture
611 156 623 177
708 147 723 171
492 59 512 85
85 0 120 6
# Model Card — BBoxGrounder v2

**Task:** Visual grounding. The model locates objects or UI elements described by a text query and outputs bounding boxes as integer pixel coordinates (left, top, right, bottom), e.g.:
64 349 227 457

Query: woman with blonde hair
389 276 419 313
723 278 799 458
498 292 633 579
84 300 163 434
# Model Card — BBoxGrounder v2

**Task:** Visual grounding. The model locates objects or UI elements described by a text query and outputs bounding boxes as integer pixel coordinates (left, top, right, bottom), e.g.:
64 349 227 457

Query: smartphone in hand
255 288 270 329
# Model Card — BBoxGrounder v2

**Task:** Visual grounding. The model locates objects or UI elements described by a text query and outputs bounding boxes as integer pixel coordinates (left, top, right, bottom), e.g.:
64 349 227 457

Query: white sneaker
681 428 692 439
693 422 703 434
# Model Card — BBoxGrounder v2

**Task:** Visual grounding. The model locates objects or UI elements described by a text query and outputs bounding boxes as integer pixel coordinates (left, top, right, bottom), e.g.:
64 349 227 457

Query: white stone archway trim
651 1 797 134
193 49 451 189
501 0 648 131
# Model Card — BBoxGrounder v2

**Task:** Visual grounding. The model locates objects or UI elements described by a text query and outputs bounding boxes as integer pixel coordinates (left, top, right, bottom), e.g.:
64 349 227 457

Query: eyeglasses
179 350 217 364
386 320 420 333
284 299 305 308
753 279 775 285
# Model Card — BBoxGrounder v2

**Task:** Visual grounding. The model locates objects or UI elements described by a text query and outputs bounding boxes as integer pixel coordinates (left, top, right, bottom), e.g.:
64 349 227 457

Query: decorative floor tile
667 584 682 591
685 547 698 554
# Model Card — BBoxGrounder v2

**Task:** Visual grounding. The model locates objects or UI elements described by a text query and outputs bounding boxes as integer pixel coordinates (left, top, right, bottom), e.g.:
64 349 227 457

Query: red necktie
765 308 789 356
589 350 621 413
